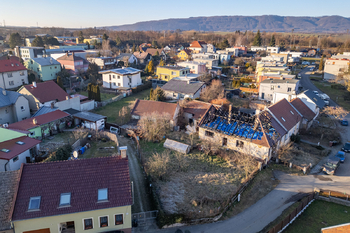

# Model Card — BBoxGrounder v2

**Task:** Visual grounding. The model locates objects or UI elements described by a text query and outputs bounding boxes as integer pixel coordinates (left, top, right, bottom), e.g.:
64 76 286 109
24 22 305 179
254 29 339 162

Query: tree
86 62 99 84
319 55 325 71
252 30 262 46
102 33 109 41
87 83 93 100
137 112 172 142
28 73 36 83
155 50 159 56
323 106 348 121
57 76 64 90
115 37 122 46
132 44 136 53
147 60 154 74
95 85 101 102
219 39 230 49
152 40 158 48
78 31 84 43
247 66 254 74
159 59 165 67
234 57 244 66
269 35 276 47
150 88 154 99
150 86 165 101
9 33 22 49
200 80 224 102
31 36 45 47
146 151 170 180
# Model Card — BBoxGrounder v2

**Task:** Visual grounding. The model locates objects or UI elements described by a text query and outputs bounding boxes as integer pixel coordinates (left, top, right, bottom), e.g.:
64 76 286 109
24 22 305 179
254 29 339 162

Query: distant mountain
105 15 350 32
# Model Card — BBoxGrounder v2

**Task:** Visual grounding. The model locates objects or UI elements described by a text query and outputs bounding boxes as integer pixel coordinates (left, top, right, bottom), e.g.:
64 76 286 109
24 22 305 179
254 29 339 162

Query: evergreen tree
78 31 84 43
279 41 285 51
220 39 230 49
150 87 165 101
28 73 36 83
57 76 64 89
152 40 158 48
87 83 92 100
319 55 325 71
9 33 22 49
95 85 101 102
147 60 154 74
132 44 136 53
252 30 262 46
159 59 165 67
115 37 122 46
32 36 44 47
269 35 276 47
155 50 159 56
102 33 109 41
150 88 154 100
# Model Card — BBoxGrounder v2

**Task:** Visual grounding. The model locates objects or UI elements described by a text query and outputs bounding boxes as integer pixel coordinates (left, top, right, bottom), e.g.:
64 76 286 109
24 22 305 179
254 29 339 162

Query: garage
23 228 50 233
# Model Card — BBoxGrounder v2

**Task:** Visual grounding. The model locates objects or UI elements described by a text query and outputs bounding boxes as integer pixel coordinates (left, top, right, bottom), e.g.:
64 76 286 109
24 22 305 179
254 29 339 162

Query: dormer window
290 111 294 115
60 193 71 206
281 117 286 122
28 196 41 210
98 188 108 201
1 149 10 153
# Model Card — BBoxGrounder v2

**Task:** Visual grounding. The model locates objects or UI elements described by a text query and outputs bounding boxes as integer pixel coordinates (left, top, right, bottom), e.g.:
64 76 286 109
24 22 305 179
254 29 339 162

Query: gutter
4 159 10 171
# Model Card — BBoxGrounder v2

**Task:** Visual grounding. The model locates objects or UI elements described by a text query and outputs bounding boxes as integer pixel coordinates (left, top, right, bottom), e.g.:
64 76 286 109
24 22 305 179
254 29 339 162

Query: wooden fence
267 193 315 233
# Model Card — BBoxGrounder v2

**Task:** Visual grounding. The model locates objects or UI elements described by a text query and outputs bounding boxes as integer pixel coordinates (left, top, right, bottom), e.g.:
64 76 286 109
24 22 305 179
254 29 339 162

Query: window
270 86 274 90
278 85 280 88
99 216 108 228
281 117 286 122
236 140 244 148
28 196 41 210
83 218 93 230
113 82 116 86
171 71 176 75
5 108 9 113
50 67 52 69
114 214 123 225
9 81 14 86
118 76 120 79
20 71 25 76
55 66 57 69
1 149 10 153
205 130 214 138
60 193 71 206
30 131 35 136
118 83 120 86
98 188 108 201
287 87 291 92
37 68 40 72
31 60 33 64
7 73 13 77
290 111 294 115
113 75 115 79
13 156 18 162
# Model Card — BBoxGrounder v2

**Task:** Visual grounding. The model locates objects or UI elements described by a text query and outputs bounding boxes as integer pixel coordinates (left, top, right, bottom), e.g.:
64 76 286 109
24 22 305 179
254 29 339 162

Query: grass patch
77 91 116 101
80 140 118 158
93 88 150 124
310 76 323 81
284 200 350 233
312 81 350 111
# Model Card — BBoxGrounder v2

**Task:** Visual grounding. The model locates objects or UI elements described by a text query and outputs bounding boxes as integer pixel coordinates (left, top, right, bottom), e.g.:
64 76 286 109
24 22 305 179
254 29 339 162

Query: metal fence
132 210 158 227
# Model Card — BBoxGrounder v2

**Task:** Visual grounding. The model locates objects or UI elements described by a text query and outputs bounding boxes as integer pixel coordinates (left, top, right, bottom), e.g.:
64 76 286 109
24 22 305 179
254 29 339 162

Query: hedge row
131 81 152 94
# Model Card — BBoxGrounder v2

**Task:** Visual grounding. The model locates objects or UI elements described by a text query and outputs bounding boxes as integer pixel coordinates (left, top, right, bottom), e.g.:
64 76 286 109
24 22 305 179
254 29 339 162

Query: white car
313 90 319 95
324 100 329 105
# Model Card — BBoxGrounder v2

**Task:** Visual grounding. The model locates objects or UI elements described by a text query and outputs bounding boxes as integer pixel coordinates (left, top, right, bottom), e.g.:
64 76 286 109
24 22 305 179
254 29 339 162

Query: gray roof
99 67 141 75
302 90 326 108
260 79 299 84
64 108 81 115
161 79 205 95
73 111 106 122
116 53 133 60
32 106 59 117
32 57 60 66
0 88 22 108
158 66 187 71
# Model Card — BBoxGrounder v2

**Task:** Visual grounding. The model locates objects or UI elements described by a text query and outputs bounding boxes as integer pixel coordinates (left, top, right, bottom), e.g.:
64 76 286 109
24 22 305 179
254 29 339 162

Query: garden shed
163 138 191 154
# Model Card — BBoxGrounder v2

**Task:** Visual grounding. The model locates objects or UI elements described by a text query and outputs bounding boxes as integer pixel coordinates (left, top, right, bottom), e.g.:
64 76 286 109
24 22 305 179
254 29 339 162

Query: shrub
290 134 301 143
43 144 72 162
131 81 152 93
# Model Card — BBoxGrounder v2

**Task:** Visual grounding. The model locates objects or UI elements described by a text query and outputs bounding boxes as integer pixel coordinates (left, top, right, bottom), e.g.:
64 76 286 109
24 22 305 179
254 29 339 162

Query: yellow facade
13 205 132 233
255 66 290 79
177 50 191 60
156 66 190 81
75 38 102 44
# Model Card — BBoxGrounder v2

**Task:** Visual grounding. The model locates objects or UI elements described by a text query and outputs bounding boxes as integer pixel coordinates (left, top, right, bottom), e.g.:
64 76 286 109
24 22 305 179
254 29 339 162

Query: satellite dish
73 151 78 158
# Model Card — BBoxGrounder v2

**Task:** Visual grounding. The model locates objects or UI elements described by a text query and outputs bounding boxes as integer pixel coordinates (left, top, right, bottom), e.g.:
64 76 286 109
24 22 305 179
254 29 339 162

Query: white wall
103 72 141 89
7 150 31 171
0 70 28 90
80 100 95 111
324 59 350 80
297 93 317 113
14 96 31 122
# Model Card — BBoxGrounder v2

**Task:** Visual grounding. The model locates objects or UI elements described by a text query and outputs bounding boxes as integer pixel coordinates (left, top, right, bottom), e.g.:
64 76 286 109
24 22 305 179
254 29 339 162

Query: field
139 132 258 220
93 88 150 124
284 200 350 233
312 81 350 111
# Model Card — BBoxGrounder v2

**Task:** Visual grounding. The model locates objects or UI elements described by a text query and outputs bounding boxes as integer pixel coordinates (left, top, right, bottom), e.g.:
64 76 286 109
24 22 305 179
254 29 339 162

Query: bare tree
100 40 111 57
323 106 348 121
137 112 172 141
200 79 224 102
146 150 170 180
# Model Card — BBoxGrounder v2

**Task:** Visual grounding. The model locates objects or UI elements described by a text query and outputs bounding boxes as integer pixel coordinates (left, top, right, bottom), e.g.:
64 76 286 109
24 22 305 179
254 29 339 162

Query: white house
115 53 138 65
259 78 300 102
0 59 28 90
251 46 267 52
161 79 206 100
177 61 207 74
87 57 117 70
15 46 45 60
100 67 142 90
207 44 216 53
324 55 350 80
226 47 239 56
192 57 219 69
267 47 280 54
297 90 326 117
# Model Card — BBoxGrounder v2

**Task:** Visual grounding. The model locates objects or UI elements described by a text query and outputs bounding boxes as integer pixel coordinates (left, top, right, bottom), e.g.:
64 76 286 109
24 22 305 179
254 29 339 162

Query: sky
1 0 350 28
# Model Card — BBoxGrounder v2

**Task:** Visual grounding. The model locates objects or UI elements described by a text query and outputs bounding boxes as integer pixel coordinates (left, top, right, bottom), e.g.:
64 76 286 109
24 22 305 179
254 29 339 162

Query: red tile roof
189 41 207 48
131 99 178 118
268 98 302 131
11 156 132 221
21 81 69 103
8 110 70 131
0 59 27 73
183 101 212 119
290 98 316 121
0 136 41 160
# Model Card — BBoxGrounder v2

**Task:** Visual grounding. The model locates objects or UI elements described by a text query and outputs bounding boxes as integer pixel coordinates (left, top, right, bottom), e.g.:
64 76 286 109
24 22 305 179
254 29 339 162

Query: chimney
66 96 70 100
119 146 128 159
228 104 232 124
33 118 37 125
66 52 68 56
2 90 6 96
50 102 55 109
33 81 37 88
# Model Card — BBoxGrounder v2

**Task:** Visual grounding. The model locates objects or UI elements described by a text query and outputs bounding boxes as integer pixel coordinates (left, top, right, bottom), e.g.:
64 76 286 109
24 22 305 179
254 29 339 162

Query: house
250 46 267 52
297 90 326 116
0 59 28 90
207 44 216 53
0 170 20 232
144 48 166 60
192 57 219 69
226 47 239 56
259 78 300 102
324 55 350 80
87 57 117 70
258 74 295 83
161 79 206 100
66 110 106 130
156 66 191 81
76 37 103 45
14 46 45 61
267 47 280 54
11 156 132 233
290 98 317 130
182 100 212 127
24 57 61 81
177 61 207 74
0 88 30 125
189 41 207 54
116 53 138 66
198 104 287 160
8 110 71 139
0 128 41 172
70 94 95 111
216 50 233 63
177 49 192 61
133 52 151 65
234 46 248 55
131 99 180 126
100 67 142 90
56 52 89 74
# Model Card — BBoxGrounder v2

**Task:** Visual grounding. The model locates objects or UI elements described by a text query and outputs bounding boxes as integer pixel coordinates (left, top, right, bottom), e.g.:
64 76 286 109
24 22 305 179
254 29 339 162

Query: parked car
322 156 340 175
335 151 346 163
341 142 350 153
297 73 302 78
313 90 318 95
341 119 348 126
324 100 329 106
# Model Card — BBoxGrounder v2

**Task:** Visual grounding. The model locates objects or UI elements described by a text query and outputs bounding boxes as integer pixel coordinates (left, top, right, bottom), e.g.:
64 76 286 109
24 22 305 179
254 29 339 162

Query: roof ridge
24 155 125 166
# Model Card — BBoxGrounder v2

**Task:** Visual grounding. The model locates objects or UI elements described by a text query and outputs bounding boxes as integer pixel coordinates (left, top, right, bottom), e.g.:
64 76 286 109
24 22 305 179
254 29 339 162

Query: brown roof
0 170 20 231
0 136 41 160
21 81 69 103
11 156 132 221
268 98 302 132
145 48 164 56
56 53 84 62
290 98 316 121
0 59 27 73
8 110 70 131
131 99 177 118
133 51 150 60
259 111 287 147
183 101 212 119
179 49 192 56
